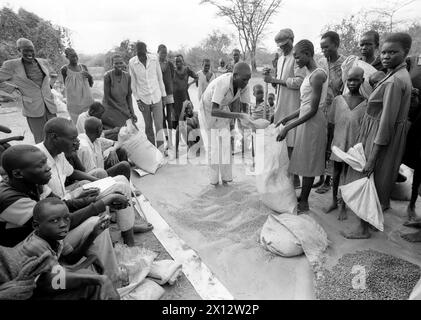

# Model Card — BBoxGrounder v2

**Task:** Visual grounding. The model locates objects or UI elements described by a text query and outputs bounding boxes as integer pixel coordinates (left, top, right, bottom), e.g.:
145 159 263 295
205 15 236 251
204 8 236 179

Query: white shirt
197 70 216 101
128 54 166 105
36 142 74 199
199 72 251 130
77 134 115 172
76 111 89 134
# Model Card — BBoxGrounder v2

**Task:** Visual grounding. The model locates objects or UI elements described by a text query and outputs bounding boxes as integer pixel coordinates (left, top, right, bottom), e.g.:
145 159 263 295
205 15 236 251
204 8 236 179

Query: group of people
0 22 421 300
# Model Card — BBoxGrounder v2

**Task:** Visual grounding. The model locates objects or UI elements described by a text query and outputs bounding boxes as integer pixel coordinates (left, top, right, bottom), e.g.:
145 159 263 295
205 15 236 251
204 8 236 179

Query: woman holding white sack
343 33 413 239
276 40 328 213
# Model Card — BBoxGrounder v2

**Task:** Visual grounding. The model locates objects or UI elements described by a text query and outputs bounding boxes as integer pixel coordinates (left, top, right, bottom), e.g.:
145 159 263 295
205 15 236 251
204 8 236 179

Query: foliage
0 6 71 71
201 0 283 71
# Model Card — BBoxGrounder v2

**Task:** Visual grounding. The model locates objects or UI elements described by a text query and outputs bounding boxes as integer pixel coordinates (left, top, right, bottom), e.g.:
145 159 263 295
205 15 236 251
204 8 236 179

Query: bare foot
324 202 338 214
401 231 421 242
403 220 421 229
338 210 348 221
222 180 232 186
211 182 220 187
312 178 324 189
297 201 310 214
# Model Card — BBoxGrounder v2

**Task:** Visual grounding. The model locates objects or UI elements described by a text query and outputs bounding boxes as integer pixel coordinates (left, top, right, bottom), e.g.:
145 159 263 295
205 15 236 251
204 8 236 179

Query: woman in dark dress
102 54 136 129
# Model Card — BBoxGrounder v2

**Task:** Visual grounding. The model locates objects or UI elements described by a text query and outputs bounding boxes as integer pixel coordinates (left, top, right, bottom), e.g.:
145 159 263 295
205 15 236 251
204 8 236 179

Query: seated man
16 198 119 300
36 117 149 245
76 101 120 141
0 145 127 281
78 117 131 181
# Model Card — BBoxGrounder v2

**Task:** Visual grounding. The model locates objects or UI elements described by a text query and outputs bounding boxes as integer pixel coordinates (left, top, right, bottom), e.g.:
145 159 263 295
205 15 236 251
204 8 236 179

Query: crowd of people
0 23 420 300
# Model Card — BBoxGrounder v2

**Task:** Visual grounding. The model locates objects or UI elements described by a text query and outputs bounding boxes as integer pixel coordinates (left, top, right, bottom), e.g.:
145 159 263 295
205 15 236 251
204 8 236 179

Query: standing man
226 49 242 72
0 38 57 143
264 29 306 188
196 58 216 101
198 62 253 186
129 42 166 151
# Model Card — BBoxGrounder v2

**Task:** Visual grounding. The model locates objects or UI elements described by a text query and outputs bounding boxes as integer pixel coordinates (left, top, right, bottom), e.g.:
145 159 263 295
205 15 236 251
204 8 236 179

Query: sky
1 0 420 55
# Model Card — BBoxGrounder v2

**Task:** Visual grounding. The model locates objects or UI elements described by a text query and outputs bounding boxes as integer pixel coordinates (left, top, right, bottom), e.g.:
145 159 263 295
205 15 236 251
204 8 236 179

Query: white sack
118 119 165 174
341 55 378 99
333 144 384 231
255 124 297 214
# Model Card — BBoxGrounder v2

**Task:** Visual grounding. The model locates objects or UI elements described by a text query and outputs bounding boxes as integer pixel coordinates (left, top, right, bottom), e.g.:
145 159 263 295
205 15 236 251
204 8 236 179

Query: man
35 117 140 246
129 41 166 151
0 38 57 143
0 144 127 281
226 49 242 72
264 28 306 188
76 101 120 141
196 59 216 102
198 62 253 186
315 31 347 193
78 117 131 181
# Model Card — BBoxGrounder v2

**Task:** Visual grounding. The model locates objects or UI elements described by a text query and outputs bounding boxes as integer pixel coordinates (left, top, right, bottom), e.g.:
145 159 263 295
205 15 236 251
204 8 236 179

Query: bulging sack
341 55 377 99
118 120 165 174
333 144 384 231
255 124 297 214
260 214 303 257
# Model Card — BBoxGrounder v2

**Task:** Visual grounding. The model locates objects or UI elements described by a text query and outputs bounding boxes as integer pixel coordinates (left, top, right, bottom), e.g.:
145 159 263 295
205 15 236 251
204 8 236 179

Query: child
16 198 119 300
325 66 367 220
176 100 200 152
251 84 273 121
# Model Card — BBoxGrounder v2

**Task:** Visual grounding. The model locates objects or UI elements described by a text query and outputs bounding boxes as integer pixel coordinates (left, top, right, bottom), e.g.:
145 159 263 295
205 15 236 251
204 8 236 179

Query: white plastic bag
118 120 165 174
333 143 384 231
256 124 297 214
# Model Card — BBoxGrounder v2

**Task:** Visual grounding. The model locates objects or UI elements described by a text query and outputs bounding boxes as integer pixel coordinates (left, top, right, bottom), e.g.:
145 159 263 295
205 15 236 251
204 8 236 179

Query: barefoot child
325 66 367 220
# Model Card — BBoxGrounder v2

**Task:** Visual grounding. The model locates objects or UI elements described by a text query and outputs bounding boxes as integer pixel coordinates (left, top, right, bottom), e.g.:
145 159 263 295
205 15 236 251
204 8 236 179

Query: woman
276 40 328 213
359 30 385 71
61 48 94 124
172 55 198 155
102 54 137 129
158 45 175 154
344 33 413 239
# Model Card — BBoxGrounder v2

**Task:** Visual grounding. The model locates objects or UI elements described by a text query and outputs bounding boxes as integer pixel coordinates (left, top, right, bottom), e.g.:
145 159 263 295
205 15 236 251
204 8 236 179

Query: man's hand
106 150 120 167
91 215 111 239
131 115 138 123
101 193 129 210
74 187 100 199
276 127 288 142
275 117 288 128
239 114 256 130
136 100 144 112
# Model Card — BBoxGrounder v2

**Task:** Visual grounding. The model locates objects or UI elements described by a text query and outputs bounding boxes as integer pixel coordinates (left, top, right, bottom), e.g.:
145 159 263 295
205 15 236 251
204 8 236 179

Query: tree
0 6 70 70
104 39 137 70
368 0 418 32
322 11 390 56
201 0 283 71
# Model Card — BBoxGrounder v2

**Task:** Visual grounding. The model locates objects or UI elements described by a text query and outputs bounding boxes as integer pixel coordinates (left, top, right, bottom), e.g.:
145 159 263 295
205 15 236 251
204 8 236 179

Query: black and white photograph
1 0 421 305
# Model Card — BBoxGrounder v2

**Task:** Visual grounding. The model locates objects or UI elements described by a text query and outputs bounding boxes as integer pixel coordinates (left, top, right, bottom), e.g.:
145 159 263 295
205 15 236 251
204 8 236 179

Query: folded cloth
148 259 183 285
121 279 165 300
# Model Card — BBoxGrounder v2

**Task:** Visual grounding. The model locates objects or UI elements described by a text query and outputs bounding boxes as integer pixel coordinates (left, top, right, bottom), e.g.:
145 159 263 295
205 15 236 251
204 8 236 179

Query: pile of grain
315 249 421 300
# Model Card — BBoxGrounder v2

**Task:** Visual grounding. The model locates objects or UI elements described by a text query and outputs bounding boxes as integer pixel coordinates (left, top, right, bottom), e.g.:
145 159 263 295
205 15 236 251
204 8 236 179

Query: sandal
315 183 331 194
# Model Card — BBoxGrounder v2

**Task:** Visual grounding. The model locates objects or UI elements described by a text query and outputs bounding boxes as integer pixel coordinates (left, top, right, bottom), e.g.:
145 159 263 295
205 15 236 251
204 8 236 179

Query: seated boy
176 100 201 154
16 198 119 300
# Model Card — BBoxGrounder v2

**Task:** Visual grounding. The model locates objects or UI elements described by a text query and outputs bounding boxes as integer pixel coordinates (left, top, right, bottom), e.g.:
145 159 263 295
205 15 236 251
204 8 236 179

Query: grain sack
333 144 384 231
341 55 377 99
260 214 303 257
255 124 297 214
260 213 329 272
118 120 165 174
